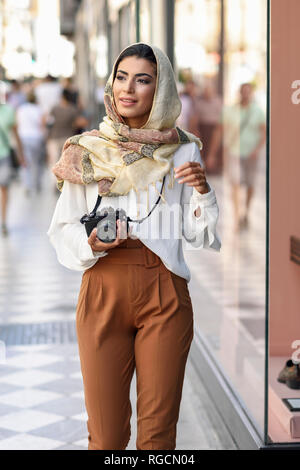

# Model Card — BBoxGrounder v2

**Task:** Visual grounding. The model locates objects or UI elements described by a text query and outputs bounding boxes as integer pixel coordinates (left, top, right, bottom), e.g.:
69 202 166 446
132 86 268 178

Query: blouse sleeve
181 142 222 251
47 180 108 271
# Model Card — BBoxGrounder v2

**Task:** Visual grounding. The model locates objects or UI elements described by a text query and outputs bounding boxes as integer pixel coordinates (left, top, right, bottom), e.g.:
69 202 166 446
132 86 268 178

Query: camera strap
89 175 166 224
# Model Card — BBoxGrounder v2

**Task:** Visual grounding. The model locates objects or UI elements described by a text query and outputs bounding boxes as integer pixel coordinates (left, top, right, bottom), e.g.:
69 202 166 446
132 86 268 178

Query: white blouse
47 142 221 283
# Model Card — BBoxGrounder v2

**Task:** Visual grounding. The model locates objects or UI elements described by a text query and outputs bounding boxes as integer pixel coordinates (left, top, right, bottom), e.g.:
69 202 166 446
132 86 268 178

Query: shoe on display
286 364 300 389
277 359 298 383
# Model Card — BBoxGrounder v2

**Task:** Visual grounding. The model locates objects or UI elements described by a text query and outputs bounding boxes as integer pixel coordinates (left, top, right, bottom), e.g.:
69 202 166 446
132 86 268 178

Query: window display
268 0 300 444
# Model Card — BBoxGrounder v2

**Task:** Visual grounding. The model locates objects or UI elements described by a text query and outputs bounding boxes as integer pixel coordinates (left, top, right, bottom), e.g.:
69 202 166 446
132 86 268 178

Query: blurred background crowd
0 72 265 236
0 0 267 238
0 75 91 235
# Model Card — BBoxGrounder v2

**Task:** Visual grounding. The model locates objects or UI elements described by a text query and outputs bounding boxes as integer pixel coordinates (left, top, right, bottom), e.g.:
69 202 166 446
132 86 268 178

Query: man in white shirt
34 75 62 117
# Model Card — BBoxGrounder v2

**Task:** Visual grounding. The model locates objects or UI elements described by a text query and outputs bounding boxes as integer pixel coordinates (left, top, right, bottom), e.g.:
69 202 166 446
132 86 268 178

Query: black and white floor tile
0 171 238 450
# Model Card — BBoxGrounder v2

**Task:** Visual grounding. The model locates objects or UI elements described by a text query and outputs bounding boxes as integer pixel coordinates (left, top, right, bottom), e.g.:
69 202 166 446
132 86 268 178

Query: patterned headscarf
52 43 203 204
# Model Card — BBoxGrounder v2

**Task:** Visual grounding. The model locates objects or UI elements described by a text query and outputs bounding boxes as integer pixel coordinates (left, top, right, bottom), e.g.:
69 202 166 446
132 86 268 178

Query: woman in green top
0 101 25 236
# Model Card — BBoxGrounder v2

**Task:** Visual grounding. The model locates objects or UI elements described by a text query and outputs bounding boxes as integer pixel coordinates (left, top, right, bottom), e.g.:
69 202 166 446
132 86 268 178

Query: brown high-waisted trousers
75 237 194 450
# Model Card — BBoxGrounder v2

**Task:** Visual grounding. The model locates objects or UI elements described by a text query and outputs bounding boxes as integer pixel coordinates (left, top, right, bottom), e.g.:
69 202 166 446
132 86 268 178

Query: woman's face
112 55 157 128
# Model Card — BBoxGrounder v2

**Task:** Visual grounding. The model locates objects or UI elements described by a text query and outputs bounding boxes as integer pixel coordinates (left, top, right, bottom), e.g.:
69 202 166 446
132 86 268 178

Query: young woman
47 43 221 450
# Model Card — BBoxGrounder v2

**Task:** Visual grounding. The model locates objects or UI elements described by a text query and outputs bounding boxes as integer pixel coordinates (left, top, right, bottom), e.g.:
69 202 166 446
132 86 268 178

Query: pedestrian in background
189 78 222 174
206 82 266 231
62 77 89 134
176 78 199 132
16 90 45 195
176 81 194 130
95 78 106 123
0 101 25 236
62 77 82 108
48 43 221 450
46 88 88 191
6 80 26 110
34 75 62 117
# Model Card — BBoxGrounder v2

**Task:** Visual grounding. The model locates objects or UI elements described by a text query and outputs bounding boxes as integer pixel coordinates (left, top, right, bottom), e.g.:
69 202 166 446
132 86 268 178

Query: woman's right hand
88 219 132 252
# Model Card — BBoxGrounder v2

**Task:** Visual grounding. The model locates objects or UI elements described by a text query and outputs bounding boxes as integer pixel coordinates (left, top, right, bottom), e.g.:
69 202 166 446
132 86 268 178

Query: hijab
52 43 203 205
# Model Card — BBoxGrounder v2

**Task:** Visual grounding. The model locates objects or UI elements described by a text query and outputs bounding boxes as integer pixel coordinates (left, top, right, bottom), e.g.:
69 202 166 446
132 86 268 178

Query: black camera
80 175 166 244
80 206 130 243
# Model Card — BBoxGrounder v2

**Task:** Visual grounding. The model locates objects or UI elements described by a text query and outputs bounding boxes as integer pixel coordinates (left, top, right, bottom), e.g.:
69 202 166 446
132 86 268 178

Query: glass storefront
268 0 300 446
174 0 267 439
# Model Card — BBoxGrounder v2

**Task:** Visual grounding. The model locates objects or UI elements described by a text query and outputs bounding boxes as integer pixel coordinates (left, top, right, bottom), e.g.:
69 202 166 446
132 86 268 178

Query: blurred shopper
176 82 194 130
46 88 88 190
0 102 25 236
35 75 62 117
185 79 200 100
7 80 26 110
189 79 222 174
176 79 200 131
95 79 106 123
207 83 266 231
62 76 89 134
16 90 45 195
62 77 81 108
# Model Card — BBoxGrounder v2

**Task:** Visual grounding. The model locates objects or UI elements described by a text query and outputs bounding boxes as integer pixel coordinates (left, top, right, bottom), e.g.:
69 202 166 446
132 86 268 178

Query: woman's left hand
174 162 210 194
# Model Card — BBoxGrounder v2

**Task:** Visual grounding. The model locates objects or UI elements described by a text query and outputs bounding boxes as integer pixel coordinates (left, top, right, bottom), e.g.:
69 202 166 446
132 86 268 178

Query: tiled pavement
0 344 237 450
0 169 238 450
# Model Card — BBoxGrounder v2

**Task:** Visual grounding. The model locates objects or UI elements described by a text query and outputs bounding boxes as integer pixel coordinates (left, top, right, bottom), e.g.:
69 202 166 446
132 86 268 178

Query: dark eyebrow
117 70 153 79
